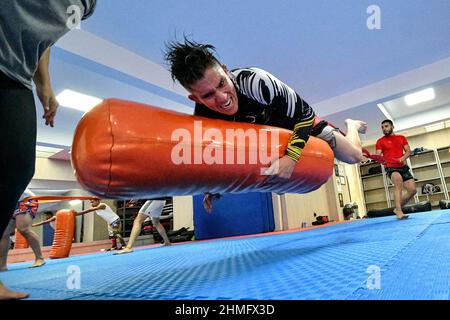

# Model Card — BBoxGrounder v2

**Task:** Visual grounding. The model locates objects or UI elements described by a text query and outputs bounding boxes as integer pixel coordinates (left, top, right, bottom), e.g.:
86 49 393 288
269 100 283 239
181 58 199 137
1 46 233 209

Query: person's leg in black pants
0 74 36 233
0 72 36 299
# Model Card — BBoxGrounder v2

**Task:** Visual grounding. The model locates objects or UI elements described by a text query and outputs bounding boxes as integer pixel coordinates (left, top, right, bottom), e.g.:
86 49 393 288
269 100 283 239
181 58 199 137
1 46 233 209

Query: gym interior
2 1 450 301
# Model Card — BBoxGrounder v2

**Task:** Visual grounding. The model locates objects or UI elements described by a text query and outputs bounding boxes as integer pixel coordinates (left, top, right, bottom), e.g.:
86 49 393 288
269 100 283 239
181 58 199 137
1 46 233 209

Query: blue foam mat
2 210 450 300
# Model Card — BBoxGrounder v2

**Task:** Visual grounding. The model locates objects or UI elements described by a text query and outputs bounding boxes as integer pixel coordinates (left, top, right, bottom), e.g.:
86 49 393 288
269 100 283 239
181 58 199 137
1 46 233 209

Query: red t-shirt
375 134 409 168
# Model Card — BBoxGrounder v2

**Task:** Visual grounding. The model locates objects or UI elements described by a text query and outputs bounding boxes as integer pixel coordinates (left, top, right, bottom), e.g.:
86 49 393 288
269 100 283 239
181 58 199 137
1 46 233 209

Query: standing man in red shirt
376 120 417 219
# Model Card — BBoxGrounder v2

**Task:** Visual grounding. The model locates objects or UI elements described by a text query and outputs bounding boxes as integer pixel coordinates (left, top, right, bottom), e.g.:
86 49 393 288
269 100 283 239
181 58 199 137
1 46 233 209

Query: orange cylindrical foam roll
72 99 334 198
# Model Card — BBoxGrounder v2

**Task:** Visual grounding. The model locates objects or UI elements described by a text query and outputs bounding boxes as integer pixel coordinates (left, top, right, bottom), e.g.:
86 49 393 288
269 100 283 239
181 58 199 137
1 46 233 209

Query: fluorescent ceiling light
56 89 102 112
404 88 435 106
36 146 63 158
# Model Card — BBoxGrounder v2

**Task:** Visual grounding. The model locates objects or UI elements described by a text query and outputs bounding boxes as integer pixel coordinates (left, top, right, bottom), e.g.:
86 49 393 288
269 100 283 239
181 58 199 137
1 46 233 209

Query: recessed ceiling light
404 88 435 106
56 89 102 112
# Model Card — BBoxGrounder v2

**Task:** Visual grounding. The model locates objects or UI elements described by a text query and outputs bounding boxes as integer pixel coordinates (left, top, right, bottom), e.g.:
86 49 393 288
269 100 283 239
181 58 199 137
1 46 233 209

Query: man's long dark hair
164 38 220 89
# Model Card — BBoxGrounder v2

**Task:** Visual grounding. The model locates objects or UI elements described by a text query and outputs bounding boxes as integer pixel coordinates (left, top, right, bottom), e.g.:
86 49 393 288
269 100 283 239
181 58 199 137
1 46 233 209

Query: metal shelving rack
408 148 449 209
359 161 390 212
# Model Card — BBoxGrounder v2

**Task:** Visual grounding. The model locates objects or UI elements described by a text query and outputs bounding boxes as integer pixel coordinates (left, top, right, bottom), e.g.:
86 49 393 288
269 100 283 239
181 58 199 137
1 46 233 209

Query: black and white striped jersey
194 67 316 161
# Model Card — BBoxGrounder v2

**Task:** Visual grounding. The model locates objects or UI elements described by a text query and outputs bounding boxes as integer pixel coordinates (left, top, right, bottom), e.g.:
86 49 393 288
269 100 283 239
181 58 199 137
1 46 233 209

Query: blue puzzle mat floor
3 210 450 300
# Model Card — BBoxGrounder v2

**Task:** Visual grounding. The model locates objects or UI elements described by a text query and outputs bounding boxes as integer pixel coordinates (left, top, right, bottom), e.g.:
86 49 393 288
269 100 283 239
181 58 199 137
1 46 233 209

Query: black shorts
386 166 414 182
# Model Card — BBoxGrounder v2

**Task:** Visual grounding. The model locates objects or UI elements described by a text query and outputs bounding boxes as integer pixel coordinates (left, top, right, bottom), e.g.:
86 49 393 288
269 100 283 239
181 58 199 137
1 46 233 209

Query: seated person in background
115 199 171 255
75 199 127 251
164 38 368 212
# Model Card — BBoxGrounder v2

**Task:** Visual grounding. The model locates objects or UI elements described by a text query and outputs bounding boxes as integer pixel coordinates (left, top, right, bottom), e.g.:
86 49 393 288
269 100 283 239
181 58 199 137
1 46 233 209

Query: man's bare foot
162 242 172 247
393 208 409 220
113 247 133 255
345 119 368 134
29 259 45 269
0 282 29 300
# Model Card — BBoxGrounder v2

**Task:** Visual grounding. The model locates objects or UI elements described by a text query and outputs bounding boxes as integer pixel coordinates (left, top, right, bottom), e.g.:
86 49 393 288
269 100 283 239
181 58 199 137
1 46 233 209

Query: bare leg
402 179 417 206
152 218 171 246
0 281 29 300
114 214 147 255
0 219 16 271
391 172 408 219
332 119 367 164
15 214 45 268
126 214 146 249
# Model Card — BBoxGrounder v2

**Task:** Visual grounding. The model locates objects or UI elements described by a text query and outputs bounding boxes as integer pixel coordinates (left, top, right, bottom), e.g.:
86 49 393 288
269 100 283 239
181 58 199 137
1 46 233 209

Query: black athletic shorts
385 166 414 182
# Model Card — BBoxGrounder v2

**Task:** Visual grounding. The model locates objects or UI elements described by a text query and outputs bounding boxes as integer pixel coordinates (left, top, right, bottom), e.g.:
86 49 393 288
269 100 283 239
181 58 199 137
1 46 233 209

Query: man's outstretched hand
263 155 297 185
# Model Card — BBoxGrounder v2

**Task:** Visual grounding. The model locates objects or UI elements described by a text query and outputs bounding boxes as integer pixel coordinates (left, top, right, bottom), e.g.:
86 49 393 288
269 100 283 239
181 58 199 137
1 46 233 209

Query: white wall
173 196 194 230
344 163 366 216
33 158 77 181
279 177 339 230
282 186 331 229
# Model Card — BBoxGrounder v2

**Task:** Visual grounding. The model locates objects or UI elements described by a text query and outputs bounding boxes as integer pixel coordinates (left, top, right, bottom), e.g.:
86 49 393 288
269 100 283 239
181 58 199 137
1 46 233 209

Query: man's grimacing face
188 64 239 116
